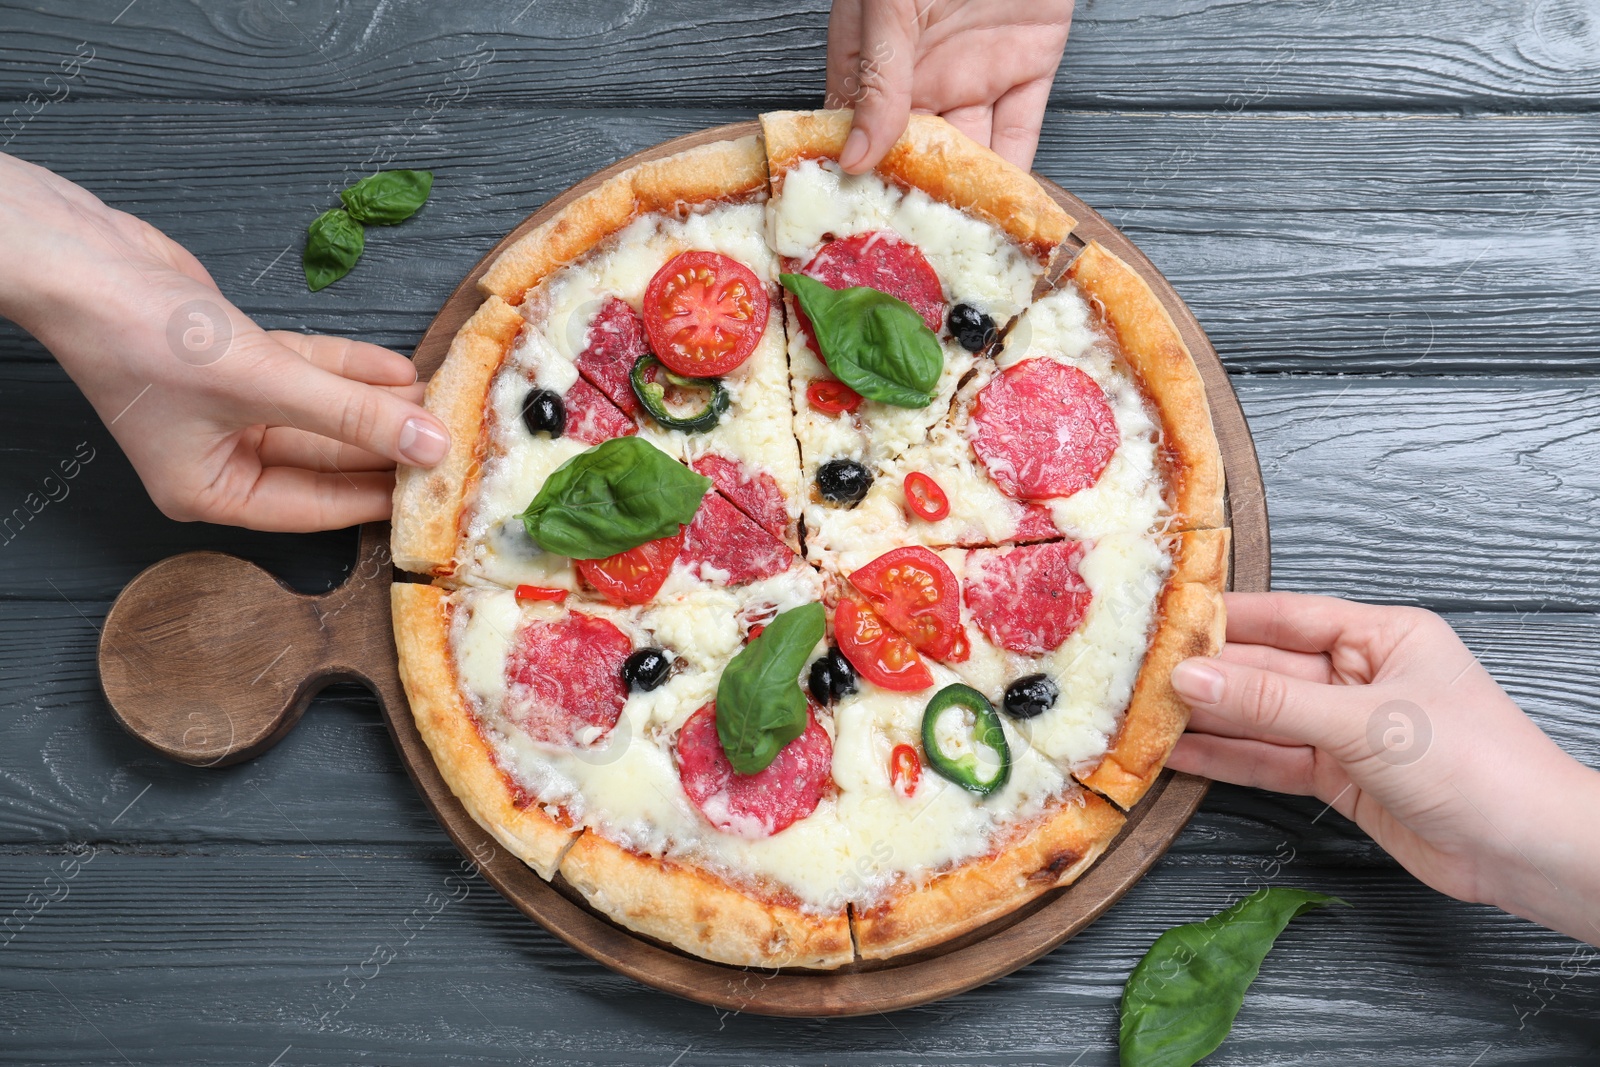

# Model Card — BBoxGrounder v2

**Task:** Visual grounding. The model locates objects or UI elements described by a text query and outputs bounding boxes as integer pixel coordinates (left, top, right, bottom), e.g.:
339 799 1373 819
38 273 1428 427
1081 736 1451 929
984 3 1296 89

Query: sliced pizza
389 114 1231 973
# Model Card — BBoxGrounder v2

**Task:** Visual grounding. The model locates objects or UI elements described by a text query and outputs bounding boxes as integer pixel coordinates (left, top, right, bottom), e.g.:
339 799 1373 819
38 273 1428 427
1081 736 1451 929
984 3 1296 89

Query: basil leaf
340 169 434 226
780 273 942 408
303 208 364 292
518 437 710 560
716 602 825 775
1120 888 1348 1067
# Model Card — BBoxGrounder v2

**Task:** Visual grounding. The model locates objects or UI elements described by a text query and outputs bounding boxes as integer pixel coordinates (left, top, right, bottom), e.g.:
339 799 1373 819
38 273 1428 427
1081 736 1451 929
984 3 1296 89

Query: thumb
838 1 917 173
1171 656 1356 751
249 343 451 468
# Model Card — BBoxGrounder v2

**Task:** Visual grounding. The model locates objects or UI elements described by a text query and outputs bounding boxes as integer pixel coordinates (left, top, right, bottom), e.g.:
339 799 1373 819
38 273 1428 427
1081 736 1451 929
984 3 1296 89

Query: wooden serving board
99 122 1269 1017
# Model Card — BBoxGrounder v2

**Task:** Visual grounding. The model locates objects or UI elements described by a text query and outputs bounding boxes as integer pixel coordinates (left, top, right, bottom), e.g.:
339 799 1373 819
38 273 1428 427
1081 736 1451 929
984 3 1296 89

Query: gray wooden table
3 2 1598 1063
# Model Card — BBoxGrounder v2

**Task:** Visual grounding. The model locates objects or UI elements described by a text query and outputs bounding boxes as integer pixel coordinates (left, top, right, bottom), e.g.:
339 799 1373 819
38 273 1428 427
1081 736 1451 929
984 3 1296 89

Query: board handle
99 524 400 766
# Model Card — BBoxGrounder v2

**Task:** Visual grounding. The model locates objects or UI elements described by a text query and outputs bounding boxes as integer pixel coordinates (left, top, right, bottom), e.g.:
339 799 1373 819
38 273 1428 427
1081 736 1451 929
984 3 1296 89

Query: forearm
1485 755 1600 947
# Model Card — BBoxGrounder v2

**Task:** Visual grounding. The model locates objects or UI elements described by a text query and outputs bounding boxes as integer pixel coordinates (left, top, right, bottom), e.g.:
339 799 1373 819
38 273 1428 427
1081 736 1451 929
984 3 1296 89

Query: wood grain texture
1 0 1597 110
0 850 1595 1065
4 104 1597 373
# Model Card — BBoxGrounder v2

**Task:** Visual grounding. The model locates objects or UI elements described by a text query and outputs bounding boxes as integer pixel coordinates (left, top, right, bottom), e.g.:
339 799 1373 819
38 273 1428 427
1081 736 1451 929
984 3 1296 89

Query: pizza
389 110 1229 970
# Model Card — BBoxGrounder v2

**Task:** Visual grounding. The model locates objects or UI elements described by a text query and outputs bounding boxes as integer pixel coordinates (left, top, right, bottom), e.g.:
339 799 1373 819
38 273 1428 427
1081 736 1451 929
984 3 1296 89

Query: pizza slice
804 240 1226 568
758 110 1075 549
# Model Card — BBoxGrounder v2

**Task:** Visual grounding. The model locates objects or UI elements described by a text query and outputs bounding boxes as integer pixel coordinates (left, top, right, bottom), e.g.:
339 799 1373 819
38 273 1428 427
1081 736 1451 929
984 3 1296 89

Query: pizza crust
1066 242 1226 532
558 831 855 969
759 109 1075 266
391 296 524 576
479 134 769 306
391 582 578 877
851 789 1126 960
1077 528 1230 809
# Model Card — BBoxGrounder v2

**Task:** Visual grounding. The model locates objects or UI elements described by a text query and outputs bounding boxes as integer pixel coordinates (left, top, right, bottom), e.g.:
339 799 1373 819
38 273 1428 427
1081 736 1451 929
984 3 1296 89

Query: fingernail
1171 659 1225 704
398 417 450 466
840 128 869 171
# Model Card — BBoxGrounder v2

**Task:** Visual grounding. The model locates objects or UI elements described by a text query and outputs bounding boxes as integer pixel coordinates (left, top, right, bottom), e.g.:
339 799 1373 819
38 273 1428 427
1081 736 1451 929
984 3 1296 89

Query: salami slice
971 358 1119 500
575 297 647 416
505 611 633 745
794 231 944 354
963 541 1092 655
691 453 790 543
676 702 832 837
563 377 637 446
1011 503 1062 544
682 491 794 585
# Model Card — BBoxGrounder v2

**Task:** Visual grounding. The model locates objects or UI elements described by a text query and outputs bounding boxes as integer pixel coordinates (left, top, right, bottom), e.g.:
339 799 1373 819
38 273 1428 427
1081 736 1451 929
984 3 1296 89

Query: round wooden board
395 122 1269 1014
100 121 1268 1017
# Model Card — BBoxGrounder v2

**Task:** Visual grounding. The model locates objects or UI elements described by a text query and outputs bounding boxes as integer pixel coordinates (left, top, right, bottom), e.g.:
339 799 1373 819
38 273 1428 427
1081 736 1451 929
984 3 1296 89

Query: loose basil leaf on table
779 273 942 408
716 602 826 775
340 169 435 225
1119 887 1349 1067
303 208 365 292
518 437 711 560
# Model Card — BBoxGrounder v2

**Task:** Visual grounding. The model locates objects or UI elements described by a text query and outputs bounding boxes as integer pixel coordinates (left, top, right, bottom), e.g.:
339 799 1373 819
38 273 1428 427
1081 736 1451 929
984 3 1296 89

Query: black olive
807 647 859 706
521 388 566 438
948 303 997 353
816 459 872 505
622 647 671 692
1003 674 1058 720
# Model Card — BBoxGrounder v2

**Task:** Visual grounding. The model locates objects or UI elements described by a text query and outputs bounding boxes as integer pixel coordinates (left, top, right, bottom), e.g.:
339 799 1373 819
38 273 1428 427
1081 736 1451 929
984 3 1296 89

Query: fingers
1222 591 1395 654
251 344 449 468
838 0 918 173
216 468 396 532
825 0 863 106
1184 704 1304 748
268 331 418 388
1218 640 1333 684
1168 733 1320 796
257 426 395 473
1170 655 1353 750
939 104 994 155
988 77 1054 170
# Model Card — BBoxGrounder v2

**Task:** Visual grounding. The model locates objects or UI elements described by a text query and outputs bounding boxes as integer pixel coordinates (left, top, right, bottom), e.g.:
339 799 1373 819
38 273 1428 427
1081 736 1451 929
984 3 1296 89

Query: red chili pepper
807 378 863 415
514 584 569 604
746 623 766 642
903 472 950 522
890 744 922 799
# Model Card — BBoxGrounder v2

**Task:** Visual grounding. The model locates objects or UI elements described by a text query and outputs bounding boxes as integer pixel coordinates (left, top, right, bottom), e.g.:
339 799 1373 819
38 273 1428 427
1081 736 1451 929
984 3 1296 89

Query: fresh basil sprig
1120 888 1348 1067
780 273 943 408
303 208 365 292
303 169 434 291
518 437 710 560
716 602 825 775
340 169 434 225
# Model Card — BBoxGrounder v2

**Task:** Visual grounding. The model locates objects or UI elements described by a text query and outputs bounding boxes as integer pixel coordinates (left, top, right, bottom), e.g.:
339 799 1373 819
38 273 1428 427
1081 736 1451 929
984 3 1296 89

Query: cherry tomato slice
889 743 921 799
833 598 934 692
903 472 950 522
514 584 569 604
848 546 968 663
643 251 769 377
576 530 684 606
806 378 863 416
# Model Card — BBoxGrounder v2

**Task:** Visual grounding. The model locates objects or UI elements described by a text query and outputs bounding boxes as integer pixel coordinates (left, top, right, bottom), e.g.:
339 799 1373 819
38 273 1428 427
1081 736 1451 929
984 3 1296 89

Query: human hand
1168 591 1600 946
826 0 1075 173
0 152 450 532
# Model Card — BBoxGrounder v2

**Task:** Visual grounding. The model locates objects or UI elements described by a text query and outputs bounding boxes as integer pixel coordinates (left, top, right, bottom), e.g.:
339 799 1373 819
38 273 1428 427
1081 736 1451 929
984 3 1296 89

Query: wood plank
1 603 1593 847
0 369 1592 606
0 850 1595 1064
4 104 1597 373
1241 377 1600 610
1 0 1597 110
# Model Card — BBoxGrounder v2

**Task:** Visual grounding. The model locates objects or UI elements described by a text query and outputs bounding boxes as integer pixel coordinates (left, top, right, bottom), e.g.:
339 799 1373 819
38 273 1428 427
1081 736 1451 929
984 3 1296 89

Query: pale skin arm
1168 591 1600 948
827 0 1075 173
0 152 451 533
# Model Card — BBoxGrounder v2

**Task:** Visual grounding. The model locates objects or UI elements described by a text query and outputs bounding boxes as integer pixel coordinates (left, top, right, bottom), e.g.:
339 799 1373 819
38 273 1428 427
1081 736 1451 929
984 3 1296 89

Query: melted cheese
453 584 1071 910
